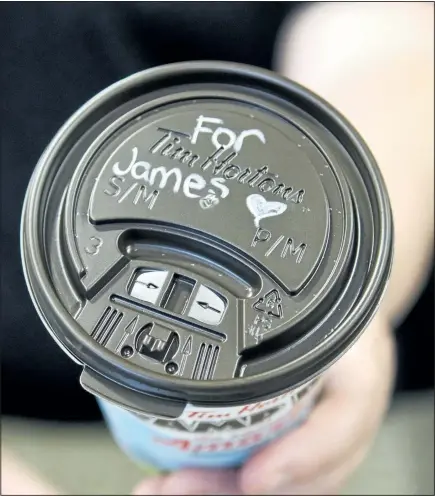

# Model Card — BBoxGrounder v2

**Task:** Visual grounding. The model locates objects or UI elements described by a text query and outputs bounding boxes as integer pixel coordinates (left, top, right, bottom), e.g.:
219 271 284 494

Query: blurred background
1 2 433 494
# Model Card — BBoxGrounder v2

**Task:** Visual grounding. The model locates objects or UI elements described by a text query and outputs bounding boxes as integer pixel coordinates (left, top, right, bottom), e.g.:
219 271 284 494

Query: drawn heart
246 194 287 227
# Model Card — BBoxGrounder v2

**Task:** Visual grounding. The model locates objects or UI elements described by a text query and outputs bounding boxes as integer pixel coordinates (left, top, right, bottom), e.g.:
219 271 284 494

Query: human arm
134 3 434 494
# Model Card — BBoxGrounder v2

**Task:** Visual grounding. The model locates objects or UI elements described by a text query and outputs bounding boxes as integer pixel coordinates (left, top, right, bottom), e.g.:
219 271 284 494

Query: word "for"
191 116 266 153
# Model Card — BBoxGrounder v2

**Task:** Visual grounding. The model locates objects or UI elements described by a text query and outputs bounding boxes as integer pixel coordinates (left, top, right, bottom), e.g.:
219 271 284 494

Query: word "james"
111 147 229 200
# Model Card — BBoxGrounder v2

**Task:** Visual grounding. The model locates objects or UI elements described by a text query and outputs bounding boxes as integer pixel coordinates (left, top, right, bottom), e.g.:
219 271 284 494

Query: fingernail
133 475 164 495
164 470 240 495
268 474 294 495
243 468 291 495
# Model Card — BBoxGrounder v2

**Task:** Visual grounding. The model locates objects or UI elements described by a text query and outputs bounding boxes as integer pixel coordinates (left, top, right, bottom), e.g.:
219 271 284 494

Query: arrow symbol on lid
179 336 192 375
197 301 221 314
139 282 159 289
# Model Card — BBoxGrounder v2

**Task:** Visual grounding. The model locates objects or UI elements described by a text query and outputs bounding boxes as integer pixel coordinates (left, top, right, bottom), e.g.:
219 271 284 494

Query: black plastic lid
21 62 393 414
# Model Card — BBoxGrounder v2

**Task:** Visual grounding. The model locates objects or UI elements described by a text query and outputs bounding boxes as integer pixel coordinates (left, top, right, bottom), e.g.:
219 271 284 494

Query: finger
1 452 60 495
240 389 364 494
134 469 241 495
241 326 395 495
267 443 370 495
133 475 165 495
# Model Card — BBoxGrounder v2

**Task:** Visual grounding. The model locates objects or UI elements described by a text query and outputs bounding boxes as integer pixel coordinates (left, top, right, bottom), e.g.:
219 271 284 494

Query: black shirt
1 2 433 421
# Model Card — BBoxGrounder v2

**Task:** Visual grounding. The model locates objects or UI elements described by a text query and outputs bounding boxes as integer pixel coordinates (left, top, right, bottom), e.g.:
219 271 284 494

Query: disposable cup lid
21 62 393 411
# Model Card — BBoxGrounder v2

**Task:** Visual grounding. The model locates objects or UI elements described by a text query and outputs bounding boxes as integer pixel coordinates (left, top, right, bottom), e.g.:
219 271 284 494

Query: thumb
240 320 395 495
133 469 241 495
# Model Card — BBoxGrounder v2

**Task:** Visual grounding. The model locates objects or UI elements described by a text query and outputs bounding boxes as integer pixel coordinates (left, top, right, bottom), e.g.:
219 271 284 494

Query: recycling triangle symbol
253 289 283 319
